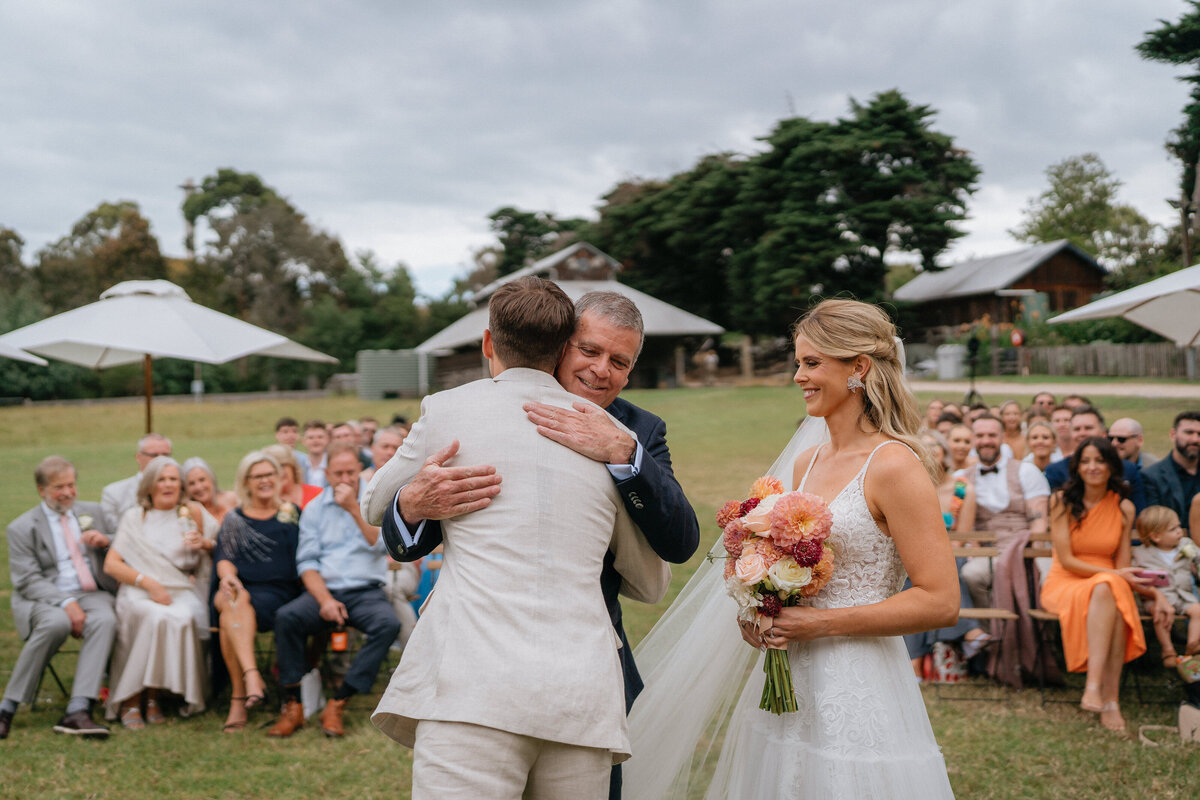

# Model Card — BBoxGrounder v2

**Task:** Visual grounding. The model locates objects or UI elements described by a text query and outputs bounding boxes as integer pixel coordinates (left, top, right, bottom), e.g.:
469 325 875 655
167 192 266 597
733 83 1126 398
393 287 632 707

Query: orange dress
1039 492 1145 673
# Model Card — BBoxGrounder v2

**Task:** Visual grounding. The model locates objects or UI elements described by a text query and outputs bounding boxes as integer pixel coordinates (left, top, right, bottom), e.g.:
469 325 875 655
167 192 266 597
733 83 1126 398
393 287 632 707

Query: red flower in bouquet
714 477 837 714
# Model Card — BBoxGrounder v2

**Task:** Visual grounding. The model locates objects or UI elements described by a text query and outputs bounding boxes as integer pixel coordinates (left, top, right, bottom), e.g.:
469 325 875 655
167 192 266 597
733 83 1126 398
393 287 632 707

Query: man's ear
482 329 494 360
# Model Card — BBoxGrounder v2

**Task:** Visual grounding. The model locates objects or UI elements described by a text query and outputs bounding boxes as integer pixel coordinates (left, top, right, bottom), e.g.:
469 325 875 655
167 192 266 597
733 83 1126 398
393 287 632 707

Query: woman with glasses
210 451 303 732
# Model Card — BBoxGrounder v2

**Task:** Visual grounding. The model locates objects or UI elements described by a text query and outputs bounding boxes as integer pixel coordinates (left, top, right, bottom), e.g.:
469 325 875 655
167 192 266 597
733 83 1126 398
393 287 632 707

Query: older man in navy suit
377 291 700 800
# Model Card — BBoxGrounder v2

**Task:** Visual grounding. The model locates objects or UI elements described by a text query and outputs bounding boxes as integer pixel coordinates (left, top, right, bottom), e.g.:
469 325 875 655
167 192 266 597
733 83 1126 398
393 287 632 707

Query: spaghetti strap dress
1038 492 1145 673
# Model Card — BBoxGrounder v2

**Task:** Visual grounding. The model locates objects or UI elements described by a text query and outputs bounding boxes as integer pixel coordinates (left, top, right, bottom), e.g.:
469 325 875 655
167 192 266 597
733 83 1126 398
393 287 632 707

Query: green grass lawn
1 386 1198 799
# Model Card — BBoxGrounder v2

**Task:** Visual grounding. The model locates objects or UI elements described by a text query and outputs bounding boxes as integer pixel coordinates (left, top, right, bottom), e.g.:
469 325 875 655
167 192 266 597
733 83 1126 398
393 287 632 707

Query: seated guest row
2 430 409 740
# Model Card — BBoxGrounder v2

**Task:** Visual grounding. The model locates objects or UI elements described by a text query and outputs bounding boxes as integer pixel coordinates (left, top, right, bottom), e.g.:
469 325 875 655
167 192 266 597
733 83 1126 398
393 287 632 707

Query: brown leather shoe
319 698 346 738
266 700 305 738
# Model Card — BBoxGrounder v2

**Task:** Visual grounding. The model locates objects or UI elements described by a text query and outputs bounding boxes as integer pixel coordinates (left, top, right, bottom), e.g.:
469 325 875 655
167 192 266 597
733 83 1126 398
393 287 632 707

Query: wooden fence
1019 342 1197 378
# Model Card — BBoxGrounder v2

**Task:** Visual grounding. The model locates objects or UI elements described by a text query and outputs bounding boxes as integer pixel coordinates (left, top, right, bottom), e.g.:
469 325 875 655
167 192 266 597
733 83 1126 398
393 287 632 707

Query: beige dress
105 506 217 717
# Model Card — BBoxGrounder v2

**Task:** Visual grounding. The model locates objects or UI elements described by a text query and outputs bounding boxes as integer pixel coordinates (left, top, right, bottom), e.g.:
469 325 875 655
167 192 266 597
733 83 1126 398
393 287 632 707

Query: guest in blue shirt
268 443 400 739
1044 406 1146 512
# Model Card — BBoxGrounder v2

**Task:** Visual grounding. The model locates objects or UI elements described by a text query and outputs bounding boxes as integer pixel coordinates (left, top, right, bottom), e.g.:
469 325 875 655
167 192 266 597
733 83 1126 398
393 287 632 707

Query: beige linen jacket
362 368 670 762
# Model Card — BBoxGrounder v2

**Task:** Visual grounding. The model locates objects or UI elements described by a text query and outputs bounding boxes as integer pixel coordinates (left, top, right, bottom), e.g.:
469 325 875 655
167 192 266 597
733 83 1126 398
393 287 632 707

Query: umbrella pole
144 354 153 433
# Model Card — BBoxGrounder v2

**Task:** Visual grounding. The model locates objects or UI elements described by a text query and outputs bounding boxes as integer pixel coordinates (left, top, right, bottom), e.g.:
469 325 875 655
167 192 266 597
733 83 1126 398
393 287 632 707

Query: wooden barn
893 240 1106 336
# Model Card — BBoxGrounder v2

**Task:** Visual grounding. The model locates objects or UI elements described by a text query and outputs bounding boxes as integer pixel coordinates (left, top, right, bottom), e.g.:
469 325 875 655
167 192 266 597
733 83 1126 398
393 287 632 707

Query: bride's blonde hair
793 298 936 479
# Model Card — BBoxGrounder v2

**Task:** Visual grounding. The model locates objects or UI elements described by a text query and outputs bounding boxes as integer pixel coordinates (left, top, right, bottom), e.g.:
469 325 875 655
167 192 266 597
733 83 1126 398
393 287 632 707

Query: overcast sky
1 1 1193 299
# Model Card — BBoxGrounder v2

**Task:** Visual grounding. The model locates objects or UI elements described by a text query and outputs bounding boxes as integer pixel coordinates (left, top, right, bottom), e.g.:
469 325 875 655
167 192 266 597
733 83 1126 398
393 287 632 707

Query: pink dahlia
716 500 743 529
750 476 785 500
755 538 789 569
768 491 833 549
724 519 748 558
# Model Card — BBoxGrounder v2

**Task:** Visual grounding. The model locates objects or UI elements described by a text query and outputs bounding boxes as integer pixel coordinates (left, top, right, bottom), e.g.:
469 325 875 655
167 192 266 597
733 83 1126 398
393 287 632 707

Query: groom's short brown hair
488 277 575 372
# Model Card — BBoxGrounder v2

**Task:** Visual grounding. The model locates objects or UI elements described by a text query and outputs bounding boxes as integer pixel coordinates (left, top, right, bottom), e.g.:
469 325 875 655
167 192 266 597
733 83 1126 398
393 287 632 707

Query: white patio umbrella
0 340 48 366
1048 264 1200 346
0 279 338 431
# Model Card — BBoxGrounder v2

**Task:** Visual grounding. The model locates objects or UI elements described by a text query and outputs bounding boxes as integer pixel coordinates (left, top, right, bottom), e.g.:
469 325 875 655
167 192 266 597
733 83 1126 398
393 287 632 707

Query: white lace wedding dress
624 435 955 799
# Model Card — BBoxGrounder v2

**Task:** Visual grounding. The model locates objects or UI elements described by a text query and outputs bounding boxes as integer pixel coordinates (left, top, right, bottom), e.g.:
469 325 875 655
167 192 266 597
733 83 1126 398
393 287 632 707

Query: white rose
77 514 94 531
725 576 762 622
741 494 781 535
768 558 813 595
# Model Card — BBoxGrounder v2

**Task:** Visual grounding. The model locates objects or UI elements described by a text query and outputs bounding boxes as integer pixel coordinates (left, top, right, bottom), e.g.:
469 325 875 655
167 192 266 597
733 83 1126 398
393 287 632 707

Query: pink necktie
61 514 98 593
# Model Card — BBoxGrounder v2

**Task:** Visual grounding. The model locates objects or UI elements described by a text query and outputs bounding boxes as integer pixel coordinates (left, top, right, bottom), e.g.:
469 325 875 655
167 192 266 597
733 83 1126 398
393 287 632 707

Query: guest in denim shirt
267 443 400 739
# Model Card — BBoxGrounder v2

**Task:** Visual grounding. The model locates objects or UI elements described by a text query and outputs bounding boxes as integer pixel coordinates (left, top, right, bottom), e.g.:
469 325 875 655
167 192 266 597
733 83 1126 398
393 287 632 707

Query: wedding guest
946 423 975 472
1022 419 1060 473
301 420 331 488
359 416 379 453
999 400 1027 460
274 417 300 449
211 451 303 732
2 457 116 739
1051 405 1074 459
263 444 322 510
361 426 406 482
103 457 218 728
1131 506 1200 668
1109 418 1157 469
1031 392 1056 418
182 457 238 526
268 443 400 738
1039 437 1168 733
1062 394 1092 410
1045 407 1146 512
924 398 945 430
904 432 991 677
332 421 372 470
1143 411 1200 535
957 415 1050 609
934 410 962 438
100 433 172 531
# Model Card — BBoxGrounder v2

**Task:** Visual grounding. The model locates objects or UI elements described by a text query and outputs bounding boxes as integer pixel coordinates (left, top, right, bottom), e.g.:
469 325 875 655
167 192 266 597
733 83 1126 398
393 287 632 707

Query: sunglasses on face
1107 435 1130 444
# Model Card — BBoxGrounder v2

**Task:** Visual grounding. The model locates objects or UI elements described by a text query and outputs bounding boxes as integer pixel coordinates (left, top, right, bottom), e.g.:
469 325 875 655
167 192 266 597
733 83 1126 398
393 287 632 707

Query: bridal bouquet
717 477 834 713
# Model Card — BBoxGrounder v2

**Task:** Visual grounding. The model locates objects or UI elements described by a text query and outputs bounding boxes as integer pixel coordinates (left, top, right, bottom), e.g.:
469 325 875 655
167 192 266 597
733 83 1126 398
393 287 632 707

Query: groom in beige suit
362 277 670 799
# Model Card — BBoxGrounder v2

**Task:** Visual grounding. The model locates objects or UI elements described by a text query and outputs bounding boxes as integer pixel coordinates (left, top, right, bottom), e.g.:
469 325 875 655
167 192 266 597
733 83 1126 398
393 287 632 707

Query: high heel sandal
145 697 166 724
121 705 145 730
1079 683 1103 713
223 697 247 733
1099 701 1126 732
243 669 267 711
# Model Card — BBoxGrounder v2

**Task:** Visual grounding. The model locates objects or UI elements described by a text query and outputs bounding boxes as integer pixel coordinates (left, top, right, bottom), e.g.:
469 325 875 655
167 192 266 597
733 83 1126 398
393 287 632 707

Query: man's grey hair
137 432 172 454
575 291 644 358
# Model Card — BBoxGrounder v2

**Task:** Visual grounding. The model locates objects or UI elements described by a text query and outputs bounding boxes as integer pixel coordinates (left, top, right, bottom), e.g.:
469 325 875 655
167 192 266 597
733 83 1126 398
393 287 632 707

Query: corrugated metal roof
472 242 622 302
893 240 1100 303
417 279 724 354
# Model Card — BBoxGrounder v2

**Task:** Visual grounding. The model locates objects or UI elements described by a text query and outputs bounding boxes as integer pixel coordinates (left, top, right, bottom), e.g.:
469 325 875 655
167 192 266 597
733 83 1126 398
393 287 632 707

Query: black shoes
52 709 110 737
0 709 12 739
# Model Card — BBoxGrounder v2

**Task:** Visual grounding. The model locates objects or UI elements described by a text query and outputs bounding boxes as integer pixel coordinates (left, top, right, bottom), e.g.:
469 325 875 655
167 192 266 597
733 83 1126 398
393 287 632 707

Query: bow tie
979 465 1000 475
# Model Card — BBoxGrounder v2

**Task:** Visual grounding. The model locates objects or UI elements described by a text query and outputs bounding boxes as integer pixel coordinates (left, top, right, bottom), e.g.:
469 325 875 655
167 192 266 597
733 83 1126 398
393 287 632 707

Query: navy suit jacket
1142 456 1197 531
382 395 700 711
1044 457 1146 513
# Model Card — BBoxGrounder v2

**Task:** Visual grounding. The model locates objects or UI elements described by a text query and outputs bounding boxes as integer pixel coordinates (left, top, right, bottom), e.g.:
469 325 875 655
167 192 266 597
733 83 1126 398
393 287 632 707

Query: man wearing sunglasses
1108 418 1158 469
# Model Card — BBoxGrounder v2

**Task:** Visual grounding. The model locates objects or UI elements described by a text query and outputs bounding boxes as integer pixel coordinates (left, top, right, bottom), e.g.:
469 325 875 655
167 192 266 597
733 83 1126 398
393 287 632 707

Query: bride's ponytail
792 299 937 481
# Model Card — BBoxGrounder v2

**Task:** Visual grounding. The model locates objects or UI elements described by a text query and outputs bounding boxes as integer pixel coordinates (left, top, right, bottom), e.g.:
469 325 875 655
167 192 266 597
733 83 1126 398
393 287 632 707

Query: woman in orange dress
1040 436 1168 732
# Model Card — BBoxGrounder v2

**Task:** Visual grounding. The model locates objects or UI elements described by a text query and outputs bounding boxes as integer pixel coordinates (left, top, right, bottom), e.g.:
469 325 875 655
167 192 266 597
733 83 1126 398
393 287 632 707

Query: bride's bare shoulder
790 444 823 488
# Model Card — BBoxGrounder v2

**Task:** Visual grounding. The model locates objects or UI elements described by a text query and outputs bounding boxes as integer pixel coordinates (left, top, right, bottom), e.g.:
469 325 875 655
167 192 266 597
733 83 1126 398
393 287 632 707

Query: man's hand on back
397 441 503 526
524 401 636 465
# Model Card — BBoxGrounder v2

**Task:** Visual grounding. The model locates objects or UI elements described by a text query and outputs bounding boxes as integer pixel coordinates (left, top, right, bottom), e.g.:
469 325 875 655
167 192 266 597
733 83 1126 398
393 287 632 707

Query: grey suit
100 474 139 532
4 501 117 705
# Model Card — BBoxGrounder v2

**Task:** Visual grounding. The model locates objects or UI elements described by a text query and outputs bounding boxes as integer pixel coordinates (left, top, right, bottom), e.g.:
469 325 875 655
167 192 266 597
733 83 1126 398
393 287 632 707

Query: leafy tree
485 206 587 277
0 226 26 296
182 168 280 252
1010 153 1180 287
33 201 168 312
1138 3 1200 260
730 90 980 333
589 155 743 328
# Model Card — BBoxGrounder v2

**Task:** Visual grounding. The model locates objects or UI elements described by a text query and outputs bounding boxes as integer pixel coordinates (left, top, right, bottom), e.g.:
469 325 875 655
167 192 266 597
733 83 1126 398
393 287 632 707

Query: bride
624 299 960 799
